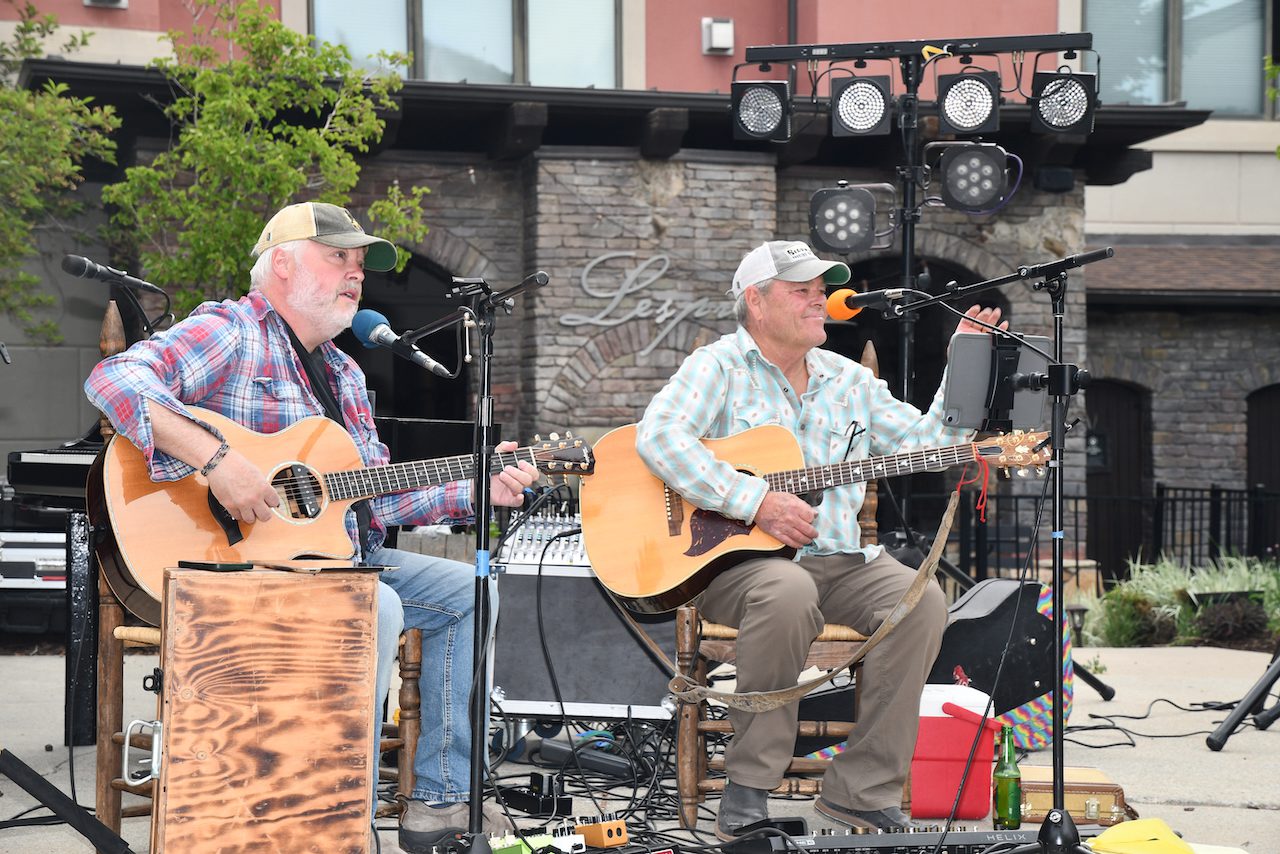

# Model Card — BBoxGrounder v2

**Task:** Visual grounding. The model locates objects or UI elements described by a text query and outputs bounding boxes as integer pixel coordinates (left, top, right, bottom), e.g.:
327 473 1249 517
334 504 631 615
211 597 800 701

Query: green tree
1268 56 1279 158
1 1 119 342
102 0 429 316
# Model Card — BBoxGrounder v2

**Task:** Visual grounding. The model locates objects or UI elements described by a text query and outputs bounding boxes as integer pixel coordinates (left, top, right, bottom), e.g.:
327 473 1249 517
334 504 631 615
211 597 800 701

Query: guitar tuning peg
565 430 574 439
549 432 560 441
533 434 542 443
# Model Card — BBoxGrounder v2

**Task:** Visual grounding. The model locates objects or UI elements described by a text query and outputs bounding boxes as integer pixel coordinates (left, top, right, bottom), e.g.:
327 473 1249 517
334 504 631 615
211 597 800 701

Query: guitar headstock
529 432 595 476
975 431 1051 472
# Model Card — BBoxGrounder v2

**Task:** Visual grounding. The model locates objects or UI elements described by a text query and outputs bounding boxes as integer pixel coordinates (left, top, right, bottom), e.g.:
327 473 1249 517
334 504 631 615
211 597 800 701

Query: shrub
1078 556 1280 647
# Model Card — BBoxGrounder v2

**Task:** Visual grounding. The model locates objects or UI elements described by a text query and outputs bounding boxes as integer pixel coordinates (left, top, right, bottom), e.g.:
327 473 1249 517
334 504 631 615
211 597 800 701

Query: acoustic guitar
579 423 1048 614
87 407 595 625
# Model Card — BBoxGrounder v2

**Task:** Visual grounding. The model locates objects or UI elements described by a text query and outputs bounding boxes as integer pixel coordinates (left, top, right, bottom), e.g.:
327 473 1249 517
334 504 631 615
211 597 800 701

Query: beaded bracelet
200 440 230 477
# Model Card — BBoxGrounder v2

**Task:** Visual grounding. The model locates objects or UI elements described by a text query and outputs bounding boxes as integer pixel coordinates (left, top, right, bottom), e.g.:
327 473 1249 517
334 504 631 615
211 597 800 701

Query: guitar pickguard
684 508 753 557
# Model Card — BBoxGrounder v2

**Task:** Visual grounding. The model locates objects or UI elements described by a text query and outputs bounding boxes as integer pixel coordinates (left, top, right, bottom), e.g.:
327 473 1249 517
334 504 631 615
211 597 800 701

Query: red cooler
909 684 1002 819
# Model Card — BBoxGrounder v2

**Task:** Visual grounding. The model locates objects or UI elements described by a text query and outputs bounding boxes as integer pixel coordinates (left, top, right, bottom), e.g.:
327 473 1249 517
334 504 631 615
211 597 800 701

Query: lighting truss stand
747 32 1093 522
1206 635 1280 750
0 748 133 853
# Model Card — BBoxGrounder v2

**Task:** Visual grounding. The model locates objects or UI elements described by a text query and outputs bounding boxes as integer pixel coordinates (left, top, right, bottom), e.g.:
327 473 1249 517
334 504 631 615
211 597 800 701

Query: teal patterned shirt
635 326 972 560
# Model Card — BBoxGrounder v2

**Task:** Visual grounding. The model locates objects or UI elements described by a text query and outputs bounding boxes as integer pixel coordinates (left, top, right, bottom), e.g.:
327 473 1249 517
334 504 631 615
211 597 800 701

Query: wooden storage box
151 568 379 853
1021 765 1139 827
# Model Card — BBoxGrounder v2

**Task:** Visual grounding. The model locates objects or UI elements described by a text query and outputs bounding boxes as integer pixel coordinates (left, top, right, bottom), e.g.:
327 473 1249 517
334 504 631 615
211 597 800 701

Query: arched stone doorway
825 254 1011 536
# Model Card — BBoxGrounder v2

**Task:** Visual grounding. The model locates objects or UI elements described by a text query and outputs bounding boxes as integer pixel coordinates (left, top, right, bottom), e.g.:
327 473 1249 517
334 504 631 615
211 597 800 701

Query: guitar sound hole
271 465 324 520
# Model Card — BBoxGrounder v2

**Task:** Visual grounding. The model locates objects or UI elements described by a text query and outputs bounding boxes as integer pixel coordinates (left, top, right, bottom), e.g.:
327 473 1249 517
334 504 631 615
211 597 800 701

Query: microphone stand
404 272 548 852
894 251 1110 854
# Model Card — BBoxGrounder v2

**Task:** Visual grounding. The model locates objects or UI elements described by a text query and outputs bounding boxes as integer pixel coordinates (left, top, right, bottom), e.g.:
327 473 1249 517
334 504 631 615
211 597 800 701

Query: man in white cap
86 201 537 851
635 240 1006 838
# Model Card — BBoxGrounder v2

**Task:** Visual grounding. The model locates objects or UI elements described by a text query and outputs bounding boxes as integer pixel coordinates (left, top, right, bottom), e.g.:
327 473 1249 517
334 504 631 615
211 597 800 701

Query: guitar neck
323 450 534 501
765 442 978 495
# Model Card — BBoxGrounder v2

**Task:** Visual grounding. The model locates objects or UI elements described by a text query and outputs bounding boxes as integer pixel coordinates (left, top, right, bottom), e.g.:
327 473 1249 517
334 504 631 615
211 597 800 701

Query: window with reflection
1084 0 1267 116
312 0 618 87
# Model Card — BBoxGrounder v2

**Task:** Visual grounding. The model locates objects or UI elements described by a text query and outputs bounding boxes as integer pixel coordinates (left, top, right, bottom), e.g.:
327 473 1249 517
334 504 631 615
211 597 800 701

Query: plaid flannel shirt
84 289 473 556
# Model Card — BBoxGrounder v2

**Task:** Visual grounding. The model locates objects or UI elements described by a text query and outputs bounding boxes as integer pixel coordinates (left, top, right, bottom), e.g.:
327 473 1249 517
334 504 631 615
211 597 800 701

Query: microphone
1017 247 1114 280
351 309 451 378
61 255 167 295
825 288 906 321
484 271 549 309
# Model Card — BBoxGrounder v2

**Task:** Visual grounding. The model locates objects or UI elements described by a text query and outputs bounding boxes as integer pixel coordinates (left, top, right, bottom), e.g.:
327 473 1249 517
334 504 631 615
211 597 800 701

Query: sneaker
399 800 515 853
815 798 916 831
715 781 771 842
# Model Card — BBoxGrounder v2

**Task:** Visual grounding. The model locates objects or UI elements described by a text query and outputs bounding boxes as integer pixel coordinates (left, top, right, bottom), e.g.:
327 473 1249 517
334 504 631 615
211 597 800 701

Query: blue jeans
367 545 498 803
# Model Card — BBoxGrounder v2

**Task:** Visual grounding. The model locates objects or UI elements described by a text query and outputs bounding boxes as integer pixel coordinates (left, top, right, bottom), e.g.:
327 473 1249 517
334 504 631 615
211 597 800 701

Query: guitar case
927 577 1073 749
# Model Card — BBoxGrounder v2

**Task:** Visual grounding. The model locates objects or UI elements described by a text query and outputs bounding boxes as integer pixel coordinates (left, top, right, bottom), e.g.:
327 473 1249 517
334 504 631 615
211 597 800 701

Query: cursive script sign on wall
560 252 735 356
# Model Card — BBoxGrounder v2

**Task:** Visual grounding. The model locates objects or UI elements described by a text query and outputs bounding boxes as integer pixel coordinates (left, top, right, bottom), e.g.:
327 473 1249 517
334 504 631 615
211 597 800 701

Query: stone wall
353 152 530 433
523 150 778 439
777 167 1089 495
1088 306 1280 490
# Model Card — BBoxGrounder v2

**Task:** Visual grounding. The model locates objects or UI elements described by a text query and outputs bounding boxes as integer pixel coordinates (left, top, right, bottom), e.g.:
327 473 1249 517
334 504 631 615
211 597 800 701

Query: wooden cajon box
150 569 378 853
1021 765 1139 826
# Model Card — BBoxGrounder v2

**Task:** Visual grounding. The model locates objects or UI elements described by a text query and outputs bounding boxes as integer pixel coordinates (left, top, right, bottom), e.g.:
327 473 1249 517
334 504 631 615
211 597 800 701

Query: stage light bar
810 186 877 253
939 144 1008 212
830 75 892 137
937 71 1000 135
1030 71 1097 135
731 81 791 141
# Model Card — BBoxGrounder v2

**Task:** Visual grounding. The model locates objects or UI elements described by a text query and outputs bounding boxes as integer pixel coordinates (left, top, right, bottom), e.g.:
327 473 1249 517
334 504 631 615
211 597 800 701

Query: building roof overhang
20 59 1211 186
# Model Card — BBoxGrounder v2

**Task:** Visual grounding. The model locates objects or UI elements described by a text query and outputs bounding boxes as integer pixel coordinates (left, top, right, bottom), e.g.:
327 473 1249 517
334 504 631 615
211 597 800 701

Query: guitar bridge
664 483 684 537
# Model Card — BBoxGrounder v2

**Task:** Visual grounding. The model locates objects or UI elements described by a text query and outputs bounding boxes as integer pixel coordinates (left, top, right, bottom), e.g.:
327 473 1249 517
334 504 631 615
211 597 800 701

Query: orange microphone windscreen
826 288 862 321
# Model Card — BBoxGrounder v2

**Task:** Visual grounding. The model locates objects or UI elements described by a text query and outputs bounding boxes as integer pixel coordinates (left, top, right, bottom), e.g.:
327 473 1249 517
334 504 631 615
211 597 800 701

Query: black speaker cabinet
927 578 1057 715
492 566 677 720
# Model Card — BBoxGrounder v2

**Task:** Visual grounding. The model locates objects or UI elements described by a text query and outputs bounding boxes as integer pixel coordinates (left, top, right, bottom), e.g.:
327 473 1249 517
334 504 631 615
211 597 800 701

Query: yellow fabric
1091 819 1196 854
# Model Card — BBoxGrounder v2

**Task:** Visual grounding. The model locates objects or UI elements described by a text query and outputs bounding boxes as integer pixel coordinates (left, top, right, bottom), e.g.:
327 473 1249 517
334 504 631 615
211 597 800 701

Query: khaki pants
696 549 947 811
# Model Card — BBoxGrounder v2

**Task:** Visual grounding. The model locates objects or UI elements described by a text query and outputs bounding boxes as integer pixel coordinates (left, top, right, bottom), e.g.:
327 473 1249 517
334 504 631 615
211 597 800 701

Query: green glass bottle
993 723 1022 829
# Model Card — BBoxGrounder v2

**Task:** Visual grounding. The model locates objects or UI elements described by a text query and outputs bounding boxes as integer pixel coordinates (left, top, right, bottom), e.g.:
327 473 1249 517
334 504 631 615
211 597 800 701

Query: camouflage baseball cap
252 202 398 272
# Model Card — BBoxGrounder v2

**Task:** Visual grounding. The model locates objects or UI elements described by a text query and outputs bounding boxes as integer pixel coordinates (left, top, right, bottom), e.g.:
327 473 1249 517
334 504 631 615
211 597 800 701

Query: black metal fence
917 485 1280 588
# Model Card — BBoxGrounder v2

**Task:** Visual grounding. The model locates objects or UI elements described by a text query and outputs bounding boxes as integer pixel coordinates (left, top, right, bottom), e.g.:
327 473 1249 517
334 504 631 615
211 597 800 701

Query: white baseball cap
730 240 851 297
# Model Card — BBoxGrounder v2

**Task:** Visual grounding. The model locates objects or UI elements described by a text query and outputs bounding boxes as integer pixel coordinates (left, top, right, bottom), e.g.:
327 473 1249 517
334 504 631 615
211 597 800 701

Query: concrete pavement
0 644 1276 852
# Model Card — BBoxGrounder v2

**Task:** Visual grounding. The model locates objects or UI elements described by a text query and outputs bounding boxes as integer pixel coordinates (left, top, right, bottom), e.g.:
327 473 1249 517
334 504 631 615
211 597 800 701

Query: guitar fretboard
764 442 978 494
322 450 536 501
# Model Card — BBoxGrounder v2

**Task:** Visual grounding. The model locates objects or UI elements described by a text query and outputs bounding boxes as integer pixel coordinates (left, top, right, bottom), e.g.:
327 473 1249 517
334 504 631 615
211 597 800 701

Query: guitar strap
283 323 374 551
666 490 958 714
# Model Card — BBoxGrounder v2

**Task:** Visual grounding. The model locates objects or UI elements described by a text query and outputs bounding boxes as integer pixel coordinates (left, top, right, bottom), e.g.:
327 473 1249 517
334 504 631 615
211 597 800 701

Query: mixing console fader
495 511 589 569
